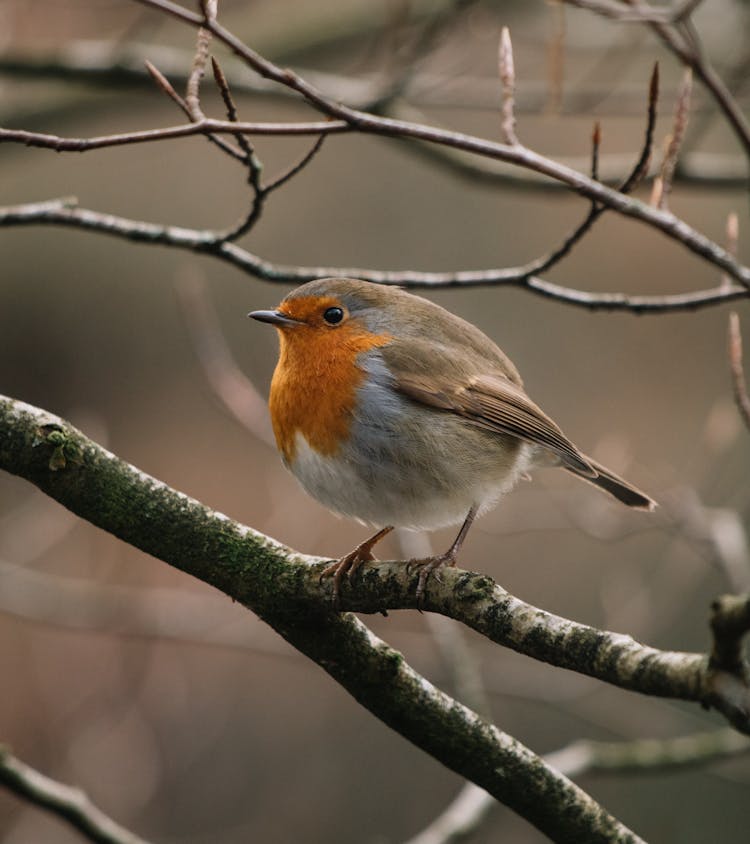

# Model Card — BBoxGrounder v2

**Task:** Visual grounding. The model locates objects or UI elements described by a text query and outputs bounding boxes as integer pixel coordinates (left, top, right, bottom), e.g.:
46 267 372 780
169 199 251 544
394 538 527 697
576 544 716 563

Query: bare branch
546 727 750 776
185 4 214 122
0 23 745 287
2 121 749 289
210 55 253 157
145 59 246 160
0 198 748 312
263 133 326 194
591 121 602 180
654 67 692 209
144 58 183 109
722 211 740 290
130 3 750 287
204 54 269 241
0 119 347 149
498 27 518 145
523 63 657 280
405 784 495 844
410 724 750 844
1 37 746 184
565 0 750 157
622 62 659 192
0 746 151 844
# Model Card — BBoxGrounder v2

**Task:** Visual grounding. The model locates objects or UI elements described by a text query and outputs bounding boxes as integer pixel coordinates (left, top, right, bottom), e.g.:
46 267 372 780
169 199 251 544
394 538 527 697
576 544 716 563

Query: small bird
250 278 654 606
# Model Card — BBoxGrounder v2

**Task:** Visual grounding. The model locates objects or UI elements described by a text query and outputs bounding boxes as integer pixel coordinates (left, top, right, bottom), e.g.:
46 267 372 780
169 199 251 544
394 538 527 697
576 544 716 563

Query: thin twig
131 0 750 287
264 133 326 193
0 746 152 844
546 727 750 776
0 198 747 311
408 724 750 844
721 212 739 290
206 54 268 242
518 64 656 281
566 0 750 157
3 93 748 288
208 57 324 243
498 27 518 145
145 59 245 160
210 56 253 157
185 1 215 122
653 67 692 209
591 120 601 180
652 13 750 158
0 120 344 149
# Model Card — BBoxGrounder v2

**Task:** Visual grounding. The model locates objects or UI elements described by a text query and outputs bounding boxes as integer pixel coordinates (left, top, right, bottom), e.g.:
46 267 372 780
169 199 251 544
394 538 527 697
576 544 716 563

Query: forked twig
0 196 747 311
210 55 253 157
144 59 246 160
516 63 657 281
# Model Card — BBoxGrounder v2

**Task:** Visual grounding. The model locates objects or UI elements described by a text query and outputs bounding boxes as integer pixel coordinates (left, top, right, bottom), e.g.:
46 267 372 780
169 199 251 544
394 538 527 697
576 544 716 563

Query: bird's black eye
323 306 344 325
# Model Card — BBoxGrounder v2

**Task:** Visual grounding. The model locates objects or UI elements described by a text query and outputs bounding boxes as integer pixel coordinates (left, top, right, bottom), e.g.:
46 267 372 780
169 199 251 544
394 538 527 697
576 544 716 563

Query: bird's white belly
287 426 532 531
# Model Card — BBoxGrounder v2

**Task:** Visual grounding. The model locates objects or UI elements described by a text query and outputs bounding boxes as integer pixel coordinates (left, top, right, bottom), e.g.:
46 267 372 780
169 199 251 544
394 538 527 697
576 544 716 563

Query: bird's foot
319 526 393 608
407 551 457 607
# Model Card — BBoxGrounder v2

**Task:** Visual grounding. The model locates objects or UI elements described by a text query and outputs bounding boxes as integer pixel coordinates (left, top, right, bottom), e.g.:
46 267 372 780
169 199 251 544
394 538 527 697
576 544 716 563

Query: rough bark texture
2 394 747 840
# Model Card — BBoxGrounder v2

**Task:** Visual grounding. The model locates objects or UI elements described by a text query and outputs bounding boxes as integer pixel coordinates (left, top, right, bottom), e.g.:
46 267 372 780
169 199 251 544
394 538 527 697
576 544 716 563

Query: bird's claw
409 552 455 608
319 526 394 608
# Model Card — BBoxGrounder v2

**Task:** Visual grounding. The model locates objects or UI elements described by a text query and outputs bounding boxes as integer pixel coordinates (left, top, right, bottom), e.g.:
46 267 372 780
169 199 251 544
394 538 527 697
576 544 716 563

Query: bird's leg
409 505 479 606
320 526 394 607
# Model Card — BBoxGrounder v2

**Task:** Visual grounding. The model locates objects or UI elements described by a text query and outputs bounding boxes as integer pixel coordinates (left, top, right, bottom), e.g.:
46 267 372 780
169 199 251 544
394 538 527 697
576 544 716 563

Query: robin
250 277 654 606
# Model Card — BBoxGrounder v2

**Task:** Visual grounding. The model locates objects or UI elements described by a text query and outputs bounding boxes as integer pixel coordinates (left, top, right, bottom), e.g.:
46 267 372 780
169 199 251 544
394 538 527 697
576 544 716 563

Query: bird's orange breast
268 302 392 463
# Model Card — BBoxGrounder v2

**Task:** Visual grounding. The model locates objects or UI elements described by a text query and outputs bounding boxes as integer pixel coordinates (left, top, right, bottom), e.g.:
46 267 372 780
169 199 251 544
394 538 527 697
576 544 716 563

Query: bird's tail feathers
566 455 656 510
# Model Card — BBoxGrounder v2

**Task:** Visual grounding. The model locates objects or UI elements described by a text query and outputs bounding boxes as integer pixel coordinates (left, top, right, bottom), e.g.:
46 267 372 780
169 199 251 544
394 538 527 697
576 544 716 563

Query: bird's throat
269 323 391 463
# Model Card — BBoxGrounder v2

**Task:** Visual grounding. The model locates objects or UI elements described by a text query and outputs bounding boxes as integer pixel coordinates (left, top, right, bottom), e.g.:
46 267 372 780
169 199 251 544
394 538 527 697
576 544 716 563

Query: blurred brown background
1 1 749 842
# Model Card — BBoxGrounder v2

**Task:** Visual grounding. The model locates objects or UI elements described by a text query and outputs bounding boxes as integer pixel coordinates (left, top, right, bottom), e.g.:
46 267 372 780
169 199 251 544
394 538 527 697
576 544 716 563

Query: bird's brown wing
381 340 655 508
391 368 596 478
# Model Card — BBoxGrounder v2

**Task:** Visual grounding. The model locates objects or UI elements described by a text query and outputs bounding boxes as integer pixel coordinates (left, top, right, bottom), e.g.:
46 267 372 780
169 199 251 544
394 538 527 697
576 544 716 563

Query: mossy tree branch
2 395 750 837
0 395 651 844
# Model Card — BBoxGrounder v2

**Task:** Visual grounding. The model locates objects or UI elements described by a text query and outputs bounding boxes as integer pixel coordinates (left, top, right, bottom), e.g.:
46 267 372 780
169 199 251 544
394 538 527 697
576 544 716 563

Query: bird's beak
248 309 303 327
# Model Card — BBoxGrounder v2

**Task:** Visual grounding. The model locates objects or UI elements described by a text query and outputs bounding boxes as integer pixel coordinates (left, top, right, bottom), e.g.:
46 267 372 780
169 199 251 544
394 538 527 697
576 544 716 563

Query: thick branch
2 395 749 735
0 395 644 843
